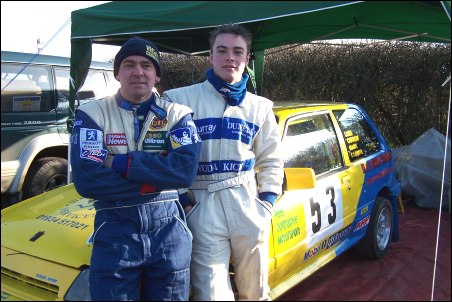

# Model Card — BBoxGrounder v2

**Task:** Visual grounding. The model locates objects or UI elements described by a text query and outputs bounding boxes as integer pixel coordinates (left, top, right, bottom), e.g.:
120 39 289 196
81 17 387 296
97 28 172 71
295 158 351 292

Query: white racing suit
164 81 284 300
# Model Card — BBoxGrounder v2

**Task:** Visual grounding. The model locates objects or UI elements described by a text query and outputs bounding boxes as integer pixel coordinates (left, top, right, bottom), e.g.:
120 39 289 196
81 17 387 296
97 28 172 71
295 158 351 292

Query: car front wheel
22 157 68 200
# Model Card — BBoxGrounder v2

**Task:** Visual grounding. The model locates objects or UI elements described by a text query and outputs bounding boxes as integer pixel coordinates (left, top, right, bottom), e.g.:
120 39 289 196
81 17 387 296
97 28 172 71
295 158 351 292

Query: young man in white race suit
164 24 284 301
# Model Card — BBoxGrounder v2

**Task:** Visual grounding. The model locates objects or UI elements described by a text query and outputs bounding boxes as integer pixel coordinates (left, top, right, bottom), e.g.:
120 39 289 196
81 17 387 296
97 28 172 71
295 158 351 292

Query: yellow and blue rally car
1 102 400 301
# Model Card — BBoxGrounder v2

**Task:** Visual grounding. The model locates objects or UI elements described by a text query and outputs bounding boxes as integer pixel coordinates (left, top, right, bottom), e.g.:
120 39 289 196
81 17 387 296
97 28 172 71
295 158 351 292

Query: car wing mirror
283 167 316 191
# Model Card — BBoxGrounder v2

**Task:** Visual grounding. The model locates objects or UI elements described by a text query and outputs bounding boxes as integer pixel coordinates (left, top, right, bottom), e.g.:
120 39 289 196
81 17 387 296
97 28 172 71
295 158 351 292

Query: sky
1 1 120 62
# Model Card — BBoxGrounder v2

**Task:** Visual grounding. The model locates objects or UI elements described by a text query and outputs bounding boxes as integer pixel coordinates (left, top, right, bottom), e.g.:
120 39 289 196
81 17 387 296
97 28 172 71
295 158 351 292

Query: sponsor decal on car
304 225 353 261
354 215 371 231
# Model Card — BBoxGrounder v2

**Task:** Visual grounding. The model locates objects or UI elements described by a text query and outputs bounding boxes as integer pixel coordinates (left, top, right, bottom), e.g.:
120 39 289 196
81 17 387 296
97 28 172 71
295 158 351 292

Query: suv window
281 112 343 175
333 108 381 161
54 68 119 112
1 63 54 113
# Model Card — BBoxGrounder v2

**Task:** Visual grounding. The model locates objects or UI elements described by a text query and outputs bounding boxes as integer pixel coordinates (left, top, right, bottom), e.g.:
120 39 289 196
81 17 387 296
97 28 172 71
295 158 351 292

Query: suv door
1 62 60 201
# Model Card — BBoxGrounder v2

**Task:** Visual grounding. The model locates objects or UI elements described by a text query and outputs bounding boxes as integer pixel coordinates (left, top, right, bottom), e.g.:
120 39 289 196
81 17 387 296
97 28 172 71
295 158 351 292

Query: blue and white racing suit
164 81 284 301
71 92 201 300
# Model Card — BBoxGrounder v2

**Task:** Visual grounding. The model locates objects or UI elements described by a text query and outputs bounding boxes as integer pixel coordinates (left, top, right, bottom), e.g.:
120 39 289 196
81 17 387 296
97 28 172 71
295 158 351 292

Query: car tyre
355 196 393 259
22 157 68 200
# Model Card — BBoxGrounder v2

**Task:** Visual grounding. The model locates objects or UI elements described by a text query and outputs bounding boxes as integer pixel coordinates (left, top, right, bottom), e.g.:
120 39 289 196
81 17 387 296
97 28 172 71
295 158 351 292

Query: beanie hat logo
146 45 159 65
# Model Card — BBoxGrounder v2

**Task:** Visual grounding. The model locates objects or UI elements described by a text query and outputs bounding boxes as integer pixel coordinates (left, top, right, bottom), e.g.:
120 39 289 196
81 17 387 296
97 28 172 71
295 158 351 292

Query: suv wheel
22 157 68 200
355 196 393 259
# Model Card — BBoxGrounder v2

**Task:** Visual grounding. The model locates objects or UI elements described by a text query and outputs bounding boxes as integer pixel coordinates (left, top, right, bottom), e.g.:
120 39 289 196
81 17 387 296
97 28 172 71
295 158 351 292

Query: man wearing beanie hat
71 37 201 301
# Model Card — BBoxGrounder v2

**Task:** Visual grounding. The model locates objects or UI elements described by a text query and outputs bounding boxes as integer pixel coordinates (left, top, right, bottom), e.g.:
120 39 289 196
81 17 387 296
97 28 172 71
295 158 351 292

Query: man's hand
183 205 193 215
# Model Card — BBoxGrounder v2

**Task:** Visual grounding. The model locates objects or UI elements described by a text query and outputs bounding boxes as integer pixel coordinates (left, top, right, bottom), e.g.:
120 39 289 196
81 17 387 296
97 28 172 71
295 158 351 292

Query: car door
332 106 385 220
269 110 351 286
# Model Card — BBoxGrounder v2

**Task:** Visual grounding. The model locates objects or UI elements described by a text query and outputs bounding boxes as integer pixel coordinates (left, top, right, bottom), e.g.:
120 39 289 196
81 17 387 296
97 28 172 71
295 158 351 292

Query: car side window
1 63 54 113
281 113 343 175
333 108 381 162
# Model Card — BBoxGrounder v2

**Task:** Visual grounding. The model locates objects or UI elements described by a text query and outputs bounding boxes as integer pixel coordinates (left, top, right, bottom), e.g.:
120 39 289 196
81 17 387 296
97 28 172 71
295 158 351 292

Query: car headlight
64 268 91 301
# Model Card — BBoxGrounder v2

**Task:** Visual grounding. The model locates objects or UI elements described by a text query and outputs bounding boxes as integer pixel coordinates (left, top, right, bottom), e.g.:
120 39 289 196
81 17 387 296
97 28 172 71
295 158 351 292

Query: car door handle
341 175 350 184
341 175 351 190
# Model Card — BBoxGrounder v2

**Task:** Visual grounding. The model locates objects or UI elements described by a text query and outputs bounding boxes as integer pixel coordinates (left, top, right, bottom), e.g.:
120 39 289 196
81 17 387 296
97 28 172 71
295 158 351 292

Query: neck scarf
206 68 249 106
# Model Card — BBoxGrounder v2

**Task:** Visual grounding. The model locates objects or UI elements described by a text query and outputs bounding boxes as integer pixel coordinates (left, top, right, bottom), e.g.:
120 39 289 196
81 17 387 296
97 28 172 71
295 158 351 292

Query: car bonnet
1 184 94 268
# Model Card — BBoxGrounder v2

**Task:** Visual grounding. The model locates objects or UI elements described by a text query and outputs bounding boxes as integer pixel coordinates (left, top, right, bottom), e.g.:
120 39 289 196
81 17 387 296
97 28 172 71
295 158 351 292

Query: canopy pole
358 22 450 42
252 50 265 96
431 5 450 298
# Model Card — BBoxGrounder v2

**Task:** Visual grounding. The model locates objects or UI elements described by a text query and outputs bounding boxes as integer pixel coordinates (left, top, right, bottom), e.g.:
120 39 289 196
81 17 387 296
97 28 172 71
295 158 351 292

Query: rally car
1 102 400 300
